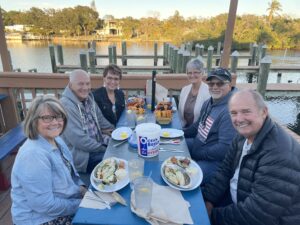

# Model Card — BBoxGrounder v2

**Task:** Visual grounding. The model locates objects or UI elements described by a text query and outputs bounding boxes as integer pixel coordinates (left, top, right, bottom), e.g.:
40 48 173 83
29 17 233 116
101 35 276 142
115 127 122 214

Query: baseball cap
207 68 232 82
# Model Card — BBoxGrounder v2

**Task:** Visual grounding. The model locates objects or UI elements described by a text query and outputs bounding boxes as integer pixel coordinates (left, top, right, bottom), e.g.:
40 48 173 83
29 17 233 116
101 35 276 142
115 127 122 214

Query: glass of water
128 158 144 189
133 176 153 215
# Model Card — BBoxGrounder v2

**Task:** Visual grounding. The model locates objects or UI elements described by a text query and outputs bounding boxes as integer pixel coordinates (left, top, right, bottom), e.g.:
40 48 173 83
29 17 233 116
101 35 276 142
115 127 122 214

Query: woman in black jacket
93 64 125 126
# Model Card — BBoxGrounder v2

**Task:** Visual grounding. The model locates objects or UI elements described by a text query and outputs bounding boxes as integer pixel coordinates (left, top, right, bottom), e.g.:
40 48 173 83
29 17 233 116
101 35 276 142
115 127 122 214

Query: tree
267 0 282 23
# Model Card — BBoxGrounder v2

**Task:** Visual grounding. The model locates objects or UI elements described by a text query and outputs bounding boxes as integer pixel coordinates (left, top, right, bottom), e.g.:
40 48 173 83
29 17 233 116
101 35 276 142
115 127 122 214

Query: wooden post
220 0 238 68
154 42 158 66
169 46 174 72
80 51 88 72
108 45 113 64
88 49 96 73
230 50 239 74
163 43 167 65
122 41 127 66
217 42 222 55
172 47 178 73
207 46 214 73
249 44 258 66
256 44 263 65
176 50 183 73
168 44 172 64
257 56 272 99
91 41 96 51
182 51 190 73
0 10 12 71
199 45 204 56
195 44 201 57
260 44 267 61
57 45 64 65
277 73 282 83
164 43 169 65
112 45 117 64
49 45 57 73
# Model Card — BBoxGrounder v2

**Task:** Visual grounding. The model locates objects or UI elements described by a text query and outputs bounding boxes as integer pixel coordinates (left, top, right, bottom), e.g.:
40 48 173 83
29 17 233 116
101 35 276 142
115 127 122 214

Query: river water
2 41 300 132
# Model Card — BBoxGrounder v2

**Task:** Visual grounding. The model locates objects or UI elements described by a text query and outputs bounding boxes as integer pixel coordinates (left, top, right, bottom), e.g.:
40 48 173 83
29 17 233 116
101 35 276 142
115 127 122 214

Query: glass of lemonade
128 158 144 189
133 176 153 215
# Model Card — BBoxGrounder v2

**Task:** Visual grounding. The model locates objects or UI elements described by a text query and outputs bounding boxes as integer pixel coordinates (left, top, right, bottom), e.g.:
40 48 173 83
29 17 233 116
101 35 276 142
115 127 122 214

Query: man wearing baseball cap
184 67 237 185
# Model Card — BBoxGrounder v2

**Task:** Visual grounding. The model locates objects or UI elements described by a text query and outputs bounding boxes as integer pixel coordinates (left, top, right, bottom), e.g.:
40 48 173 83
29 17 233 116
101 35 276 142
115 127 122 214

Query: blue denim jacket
11 136 84 225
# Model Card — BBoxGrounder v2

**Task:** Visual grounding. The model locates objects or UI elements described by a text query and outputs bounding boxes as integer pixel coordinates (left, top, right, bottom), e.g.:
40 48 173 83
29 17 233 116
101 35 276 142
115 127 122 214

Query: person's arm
63 102 106 152
210 150 300 225
18 152 81 217
192 113 237 161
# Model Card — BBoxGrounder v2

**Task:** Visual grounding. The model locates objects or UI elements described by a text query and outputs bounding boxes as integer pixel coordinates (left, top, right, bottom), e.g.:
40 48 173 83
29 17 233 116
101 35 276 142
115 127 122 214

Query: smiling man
184 67 237 184
202 89 300 225
60 69 114 173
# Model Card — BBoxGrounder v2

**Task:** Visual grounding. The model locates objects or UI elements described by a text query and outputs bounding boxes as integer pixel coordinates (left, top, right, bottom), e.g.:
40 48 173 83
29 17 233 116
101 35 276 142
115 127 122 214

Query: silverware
89 190 113 209
159 147 184 153
113 139 127 148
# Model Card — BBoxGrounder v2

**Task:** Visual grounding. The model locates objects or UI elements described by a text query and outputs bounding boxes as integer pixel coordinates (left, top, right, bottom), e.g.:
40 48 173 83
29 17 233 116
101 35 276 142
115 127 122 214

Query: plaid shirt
81 98 101 142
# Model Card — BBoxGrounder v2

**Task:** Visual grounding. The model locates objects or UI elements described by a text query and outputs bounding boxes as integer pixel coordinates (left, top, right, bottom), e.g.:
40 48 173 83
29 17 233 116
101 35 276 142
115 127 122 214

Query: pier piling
49 45 57 73
57 45 64 65
230 50 239 74
207 46 214 73
122 41 127 66
88 49 96 73
154 42 158 66
79 51 88 72
257 56 272 98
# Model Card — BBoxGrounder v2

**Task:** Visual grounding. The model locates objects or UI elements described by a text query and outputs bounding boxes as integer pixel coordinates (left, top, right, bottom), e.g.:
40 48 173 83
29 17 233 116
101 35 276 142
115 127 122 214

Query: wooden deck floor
0 126 299 225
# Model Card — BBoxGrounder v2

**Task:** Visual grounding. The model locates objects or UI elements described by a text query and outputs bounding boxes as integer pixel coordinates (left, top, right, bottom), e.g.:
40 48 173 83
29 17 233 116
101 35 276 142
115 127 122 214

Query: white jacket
178 83 210 127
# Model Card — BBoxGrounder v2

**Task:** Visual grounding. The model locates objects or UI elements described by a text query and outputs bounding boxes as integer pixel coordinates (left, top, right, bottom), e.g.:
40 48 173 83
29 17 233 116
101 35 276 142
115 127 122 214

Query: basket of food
155 101 172 125
127 96 145 114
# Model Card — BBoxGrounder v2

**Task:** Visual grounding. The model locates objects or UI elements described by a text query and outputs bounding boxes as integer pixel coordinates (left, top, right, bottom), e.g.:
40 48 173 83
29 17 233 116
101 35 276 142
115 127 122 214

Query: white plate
90 157 129 193
160 156 203 191
112 127 133 141
160 128 184 138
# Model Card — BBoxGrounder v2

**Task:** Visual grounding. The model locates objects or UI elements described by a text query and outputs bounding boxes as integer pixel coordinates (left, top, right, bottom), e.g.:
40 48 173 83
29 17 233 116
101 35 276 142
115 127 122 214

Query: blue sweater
184 88 237 162
11 136 84 225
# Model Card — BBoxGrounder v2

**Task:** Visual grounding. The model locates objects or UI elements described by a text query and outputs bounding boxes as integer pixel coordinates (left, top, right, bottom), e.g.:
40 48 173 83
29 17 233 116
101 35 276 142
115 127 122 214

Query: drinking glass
133 176 153 215
126 110 136 128
128 158 144 189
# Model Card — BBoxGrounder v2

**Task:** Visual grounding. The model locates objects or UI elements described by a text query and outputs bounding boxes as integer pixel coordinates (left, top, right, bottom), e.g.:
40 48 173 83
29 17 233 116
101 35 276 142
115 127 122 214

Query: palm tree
267 0 282 23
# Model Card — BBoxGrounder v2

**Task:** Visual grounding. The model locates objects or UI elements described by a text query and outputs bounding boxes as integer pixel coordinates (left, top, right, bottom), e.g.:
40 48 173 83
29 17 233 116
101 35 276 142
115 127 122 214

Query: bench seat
0 124 26 190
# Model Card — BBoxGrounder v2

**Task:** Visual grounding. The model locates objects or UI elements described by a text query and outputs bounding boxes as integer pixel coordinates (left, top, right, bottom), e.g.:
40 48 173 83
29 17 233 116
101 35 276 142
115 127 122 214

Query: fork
89 190 114 209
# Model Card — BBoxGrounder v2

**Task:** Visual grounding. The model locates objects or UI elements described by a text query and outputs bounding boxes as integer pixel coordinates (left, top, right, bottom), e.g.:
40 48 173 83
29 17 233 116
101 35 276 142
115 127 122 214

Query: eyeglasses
207 81 229 87
38 114 64 123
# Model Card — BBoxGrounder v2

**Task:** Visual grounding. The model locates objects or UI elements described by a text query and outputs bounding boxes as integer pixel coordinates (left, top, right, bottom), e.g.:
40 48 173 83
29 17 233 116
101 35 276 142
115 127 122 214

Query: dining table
72 107 211 225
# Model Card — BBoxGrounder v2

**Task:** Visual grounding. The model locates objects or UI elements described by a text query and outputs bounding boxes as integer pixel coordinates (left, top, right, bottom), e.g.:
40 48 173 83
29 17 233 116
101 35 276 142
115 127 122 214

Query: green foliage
2 6 300 49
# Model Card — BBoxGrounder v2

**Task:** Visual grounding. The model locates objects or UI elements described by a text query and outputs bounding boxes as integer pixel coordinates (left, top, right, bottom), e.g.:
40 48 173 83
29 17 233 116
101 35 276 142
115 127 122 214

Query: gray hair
69 69 90 83
186 57 205 73
230 89 268 111
23 95 67 139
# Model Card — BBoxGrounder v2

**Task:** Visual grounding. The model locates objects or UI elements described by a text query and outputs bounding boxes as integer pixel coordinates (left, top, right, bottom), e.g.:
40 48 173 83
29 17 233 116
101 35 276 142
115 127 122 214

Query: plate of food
161 156 203 191
112 127 133 141
90 157 129 192
160 128 184 138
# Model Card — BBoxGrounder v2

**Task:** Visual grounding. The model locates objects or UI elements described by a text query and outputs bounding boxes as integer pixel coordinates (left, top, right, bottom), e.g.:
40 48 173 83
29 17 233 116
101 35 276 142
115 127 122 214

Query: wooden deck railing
2 71 236 132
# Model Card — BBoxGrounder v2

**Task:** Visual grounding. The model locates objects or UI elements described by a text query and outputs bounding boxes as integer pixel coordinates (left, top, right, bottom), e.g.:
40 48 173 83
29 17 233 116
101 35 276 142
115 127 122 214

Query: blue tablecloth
72 161 210 225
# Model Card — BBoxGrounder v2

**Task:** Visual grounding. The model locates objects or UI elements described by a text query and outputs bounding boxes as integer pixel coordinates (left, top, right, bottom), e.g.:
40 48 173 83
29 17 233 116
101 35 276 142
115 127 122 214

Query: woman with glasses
93 64 125 126
178 57 210 128
11 95 86 225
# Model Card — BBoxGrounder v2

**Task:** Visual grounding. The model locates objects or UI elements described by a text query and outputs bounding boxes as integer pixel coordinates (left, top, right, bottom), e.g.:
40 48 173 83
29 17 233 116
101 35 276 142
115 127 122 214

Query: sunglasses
207 81 230 87
38 114 64 123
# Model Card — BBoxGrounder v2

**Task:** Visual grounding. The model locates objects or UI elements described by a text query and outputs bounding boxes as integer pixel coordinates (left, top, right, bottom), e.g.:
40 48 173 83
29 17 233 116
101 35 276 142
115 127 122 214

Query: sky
0 0 299 19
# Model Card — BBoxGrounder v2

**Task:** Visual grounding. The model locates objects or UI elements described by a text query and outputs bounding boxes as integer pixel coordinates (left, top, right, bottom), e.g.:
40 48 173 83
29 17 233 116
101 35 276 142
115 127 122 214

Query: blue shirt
11 136 84 225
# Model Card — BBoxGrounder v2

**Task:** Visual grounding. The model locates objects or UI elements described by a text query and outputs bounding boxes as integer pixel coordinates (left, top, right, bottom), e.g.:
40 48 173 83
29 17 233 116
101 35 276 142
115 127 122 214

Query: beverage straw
151 70 156 111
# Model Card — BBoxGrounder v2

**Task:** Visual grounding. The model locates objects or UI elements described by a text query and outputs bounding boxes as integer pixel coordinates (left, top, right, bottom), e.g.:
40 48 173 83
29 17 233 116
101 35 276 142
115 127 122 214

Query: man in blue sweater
184 68 237 184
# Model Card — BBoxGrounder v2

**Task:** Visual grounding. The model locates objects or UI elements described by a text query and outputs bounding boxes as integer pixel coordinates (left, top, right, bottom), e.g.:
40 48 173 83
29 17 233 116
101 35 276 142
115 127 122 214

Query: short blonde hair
23 95 67 139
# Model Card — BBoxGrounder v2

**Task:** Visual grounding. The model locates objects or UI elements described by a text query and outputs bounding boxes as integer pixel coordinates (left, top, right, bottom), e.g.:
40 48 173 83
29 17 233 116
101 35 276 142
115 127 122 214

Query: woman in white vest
178 57 210 128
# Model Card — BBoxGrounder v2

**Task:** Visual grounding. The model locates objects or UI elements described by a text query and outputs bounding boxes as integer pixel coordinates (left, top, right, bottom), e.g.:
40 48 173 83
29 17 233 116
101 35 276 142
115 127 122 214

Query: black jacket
93 87 125 126
202 117 300 225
